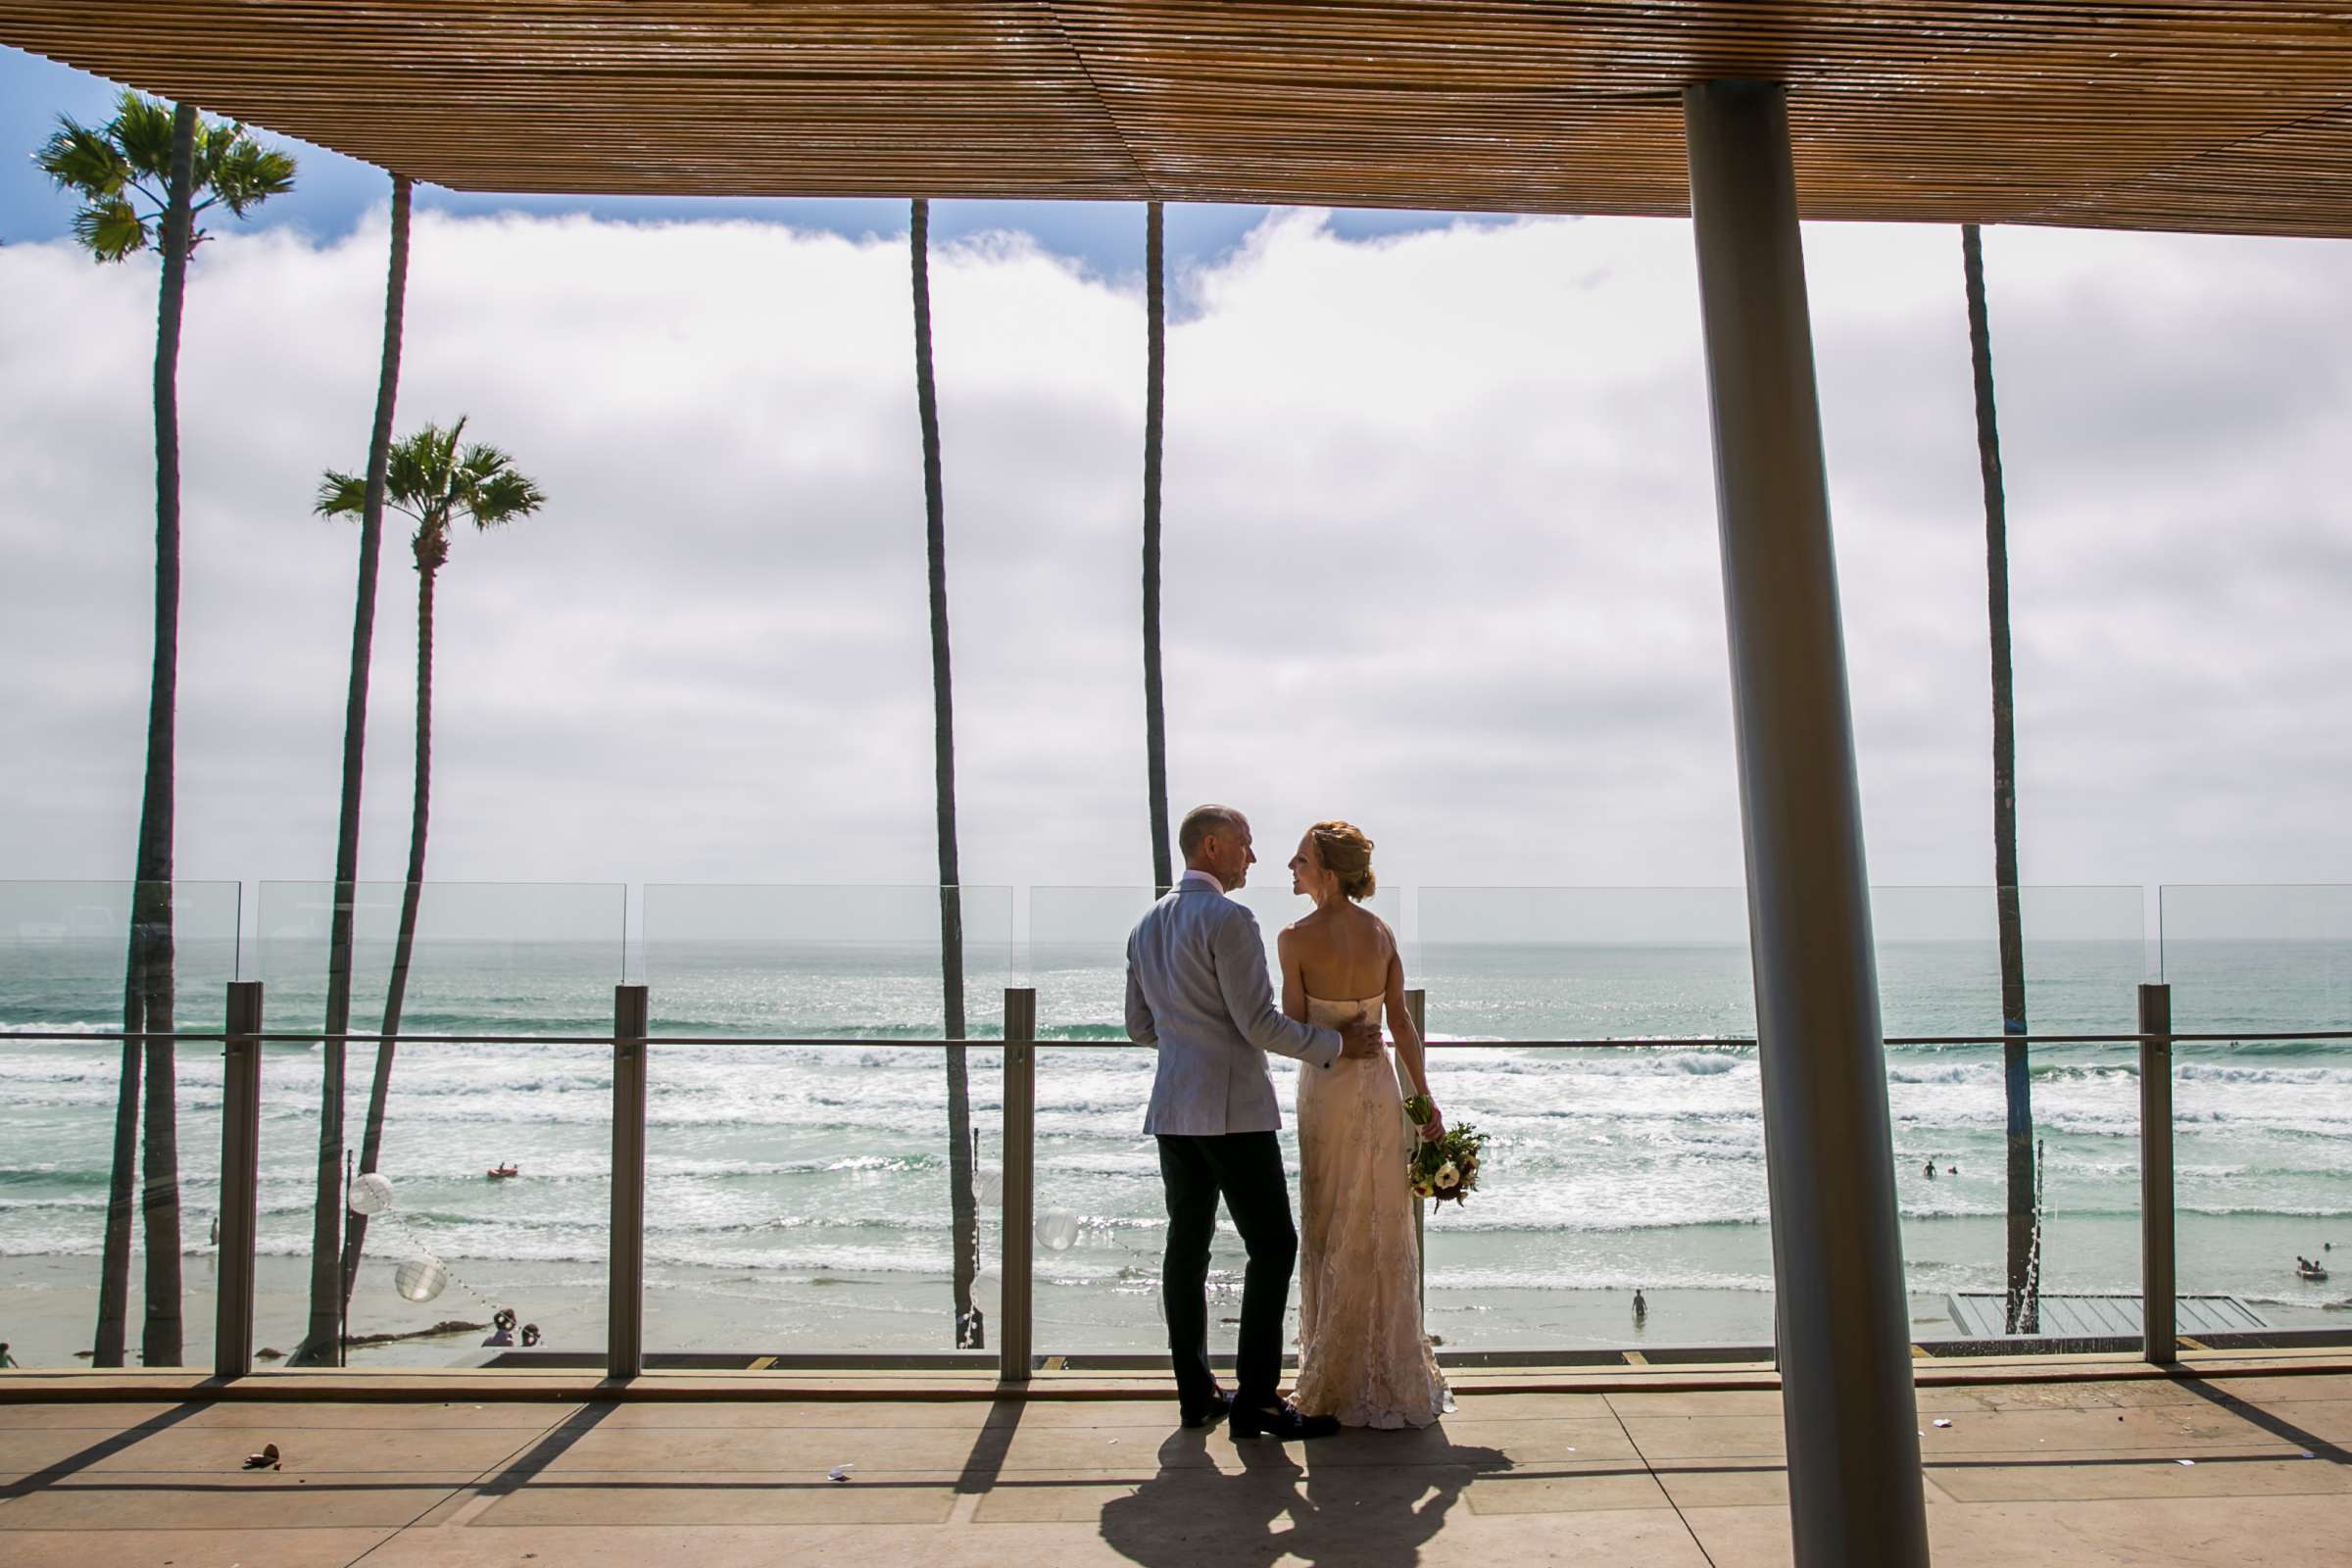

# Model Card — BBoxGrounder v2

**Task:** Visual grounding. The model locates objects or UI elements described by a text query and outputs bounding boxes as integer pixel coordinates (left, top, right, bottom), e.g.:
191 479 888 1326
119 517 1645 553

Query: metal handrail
8 1027 2352 1046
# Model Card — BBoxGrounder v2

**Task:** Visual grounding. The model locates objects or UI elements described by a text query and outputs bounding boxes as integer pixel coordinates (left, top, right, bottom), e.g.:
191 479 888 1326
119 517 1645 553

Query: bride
1277 819 1449 1428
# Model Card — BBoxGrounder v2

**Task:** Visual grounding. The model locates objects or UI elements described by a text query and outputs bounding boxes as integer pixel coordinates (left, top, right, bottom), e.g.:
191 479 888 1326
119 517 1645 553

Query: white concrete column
1684 78 1931 1567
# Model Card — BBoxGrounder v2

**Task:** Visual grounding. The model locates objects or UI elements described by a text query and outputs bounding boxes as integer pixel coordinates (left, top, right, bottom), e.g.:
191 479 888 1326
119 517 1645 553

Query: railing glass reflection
0 879 240 1368
1869 886 2144 1348
1418 887 1762 1352
2160 885 2352 1338
637 884 1014 1356
248 880 625 1365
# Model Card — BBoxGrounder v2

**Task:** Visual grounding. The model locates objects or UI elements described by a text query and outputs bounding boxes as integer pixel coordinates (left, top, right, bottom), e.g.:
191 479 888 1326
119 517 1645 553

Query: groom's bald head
1178 805 1246 858
1179 805 1253 888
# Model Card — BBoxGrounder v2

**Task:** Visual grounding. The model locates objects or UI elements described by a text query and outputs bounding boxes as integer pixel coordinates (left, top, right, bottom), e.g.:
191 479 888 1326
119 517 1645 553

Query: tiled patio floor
3 1364 2346 1565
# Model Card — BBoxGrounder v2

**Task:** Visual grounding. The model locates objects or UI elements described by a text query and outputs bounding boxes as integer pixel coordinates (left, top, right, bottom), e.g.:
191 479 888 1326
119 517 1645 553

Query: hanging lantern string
355 1176 535 1325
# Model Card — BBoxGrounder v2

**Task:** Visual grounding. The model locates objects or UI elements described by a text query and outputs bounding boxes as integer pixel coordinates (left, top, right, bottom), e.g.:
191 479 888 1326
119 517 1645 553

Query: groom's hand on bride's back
1339 1020 1382 1059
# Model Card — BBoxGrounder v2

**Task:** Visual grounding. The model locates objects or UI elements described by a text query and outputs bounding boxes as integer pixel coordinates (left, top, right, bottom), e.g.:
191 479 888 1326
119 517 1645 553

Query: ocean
2 881 2347 1367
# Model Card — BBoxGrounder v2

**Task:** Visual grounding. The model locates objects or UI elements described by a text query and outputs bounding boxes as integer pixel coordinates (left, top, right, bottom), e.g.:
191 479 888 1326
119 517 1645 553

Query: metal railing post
2139 982 2177 1365
608 984 649 1381
1000 987 1037 1384
214 981 264 1381
1404 988 1428 1313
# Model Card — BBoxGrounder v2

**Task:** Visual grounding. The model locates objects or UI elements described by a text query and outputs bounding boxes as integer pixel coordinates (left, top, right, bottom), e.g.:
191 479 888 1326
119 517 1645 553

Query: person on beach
1280 820 1449 1430
1126 804 1384 1440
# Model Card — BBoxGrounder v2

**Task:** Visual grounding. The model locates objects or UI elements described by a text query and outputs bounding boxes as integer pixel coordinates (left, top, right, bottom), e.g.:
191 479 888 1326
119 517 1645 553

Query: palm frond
205 129 296 217
34 117 128 200
368 416 545 547
71 195 149 263
453 441 514 491
382 436 437 514
110 93 178 184
467 466 548 528
314 469 368 518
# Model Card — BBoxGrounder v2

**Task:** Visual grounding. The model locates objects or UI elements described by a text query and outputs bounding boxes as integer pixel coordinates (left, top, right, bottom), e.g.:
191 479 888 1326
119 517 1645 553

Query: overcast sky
4 49 2350 918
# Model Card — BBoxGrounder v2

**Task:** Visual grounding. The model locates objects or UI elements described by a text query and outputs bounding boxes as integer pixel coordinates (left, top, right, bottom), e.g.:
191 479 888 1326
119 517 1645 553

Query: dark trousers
1156 1130 1297 1410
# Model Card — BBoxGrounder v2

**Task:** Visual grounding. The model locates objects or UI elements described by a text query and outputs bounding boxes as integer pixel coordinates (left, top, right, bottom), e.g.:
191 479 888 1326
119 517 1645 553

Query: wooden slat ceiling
4 2 2351 237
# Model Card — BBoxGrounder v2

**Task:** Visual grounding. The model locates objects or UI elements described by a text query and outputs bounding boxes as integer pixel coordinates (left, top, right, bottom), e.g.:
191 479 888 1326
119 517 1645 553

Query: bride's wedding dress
1292 992 1448 1429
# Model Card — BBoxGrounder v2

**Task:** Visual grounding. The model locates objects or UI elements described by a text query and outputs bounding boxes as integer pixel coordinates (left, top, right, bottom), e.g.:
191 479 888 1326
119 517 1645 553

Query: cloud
2 207 2348 925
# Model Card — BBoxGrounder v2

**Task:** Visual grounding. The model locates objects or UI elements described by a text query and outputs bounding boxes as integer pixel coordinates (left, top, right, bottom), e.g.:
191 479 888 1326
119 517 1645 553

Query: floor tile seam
18 1466 575 1479
1588 1457 1787 1470
483 1463 1662 1483
1918 1448 2324 1463
343 1407 573 1565
1920 1444 2330 1462
1934 1484 2352 1504
1600 1384 1720 1567
1464 1495 1689 1519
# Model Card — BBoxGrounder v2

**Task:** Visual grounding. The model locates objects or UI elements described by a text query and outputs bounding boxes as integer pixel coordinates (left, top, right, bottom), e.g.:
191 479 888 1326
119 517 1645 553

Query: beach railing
9 976 2352 1383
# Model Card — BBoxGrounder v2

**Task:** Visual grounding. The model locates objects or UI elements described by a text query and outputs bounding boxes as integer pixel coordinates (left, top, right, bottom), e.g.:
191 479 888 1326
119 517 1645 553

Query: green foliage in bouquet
1402 1096 1488 1205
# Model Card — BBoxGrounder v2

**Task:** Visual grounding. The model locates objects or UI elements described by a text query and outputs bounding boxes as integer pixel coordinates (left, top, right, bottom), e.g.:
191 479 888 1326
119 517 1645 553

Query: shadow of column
0 1399 211 1500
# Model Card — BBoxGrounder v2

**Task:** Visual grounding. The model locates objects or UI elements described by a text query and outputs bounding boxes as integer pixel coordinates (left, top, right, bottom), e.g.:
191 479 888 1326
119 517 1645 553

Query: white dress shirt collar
1178 867 1224 894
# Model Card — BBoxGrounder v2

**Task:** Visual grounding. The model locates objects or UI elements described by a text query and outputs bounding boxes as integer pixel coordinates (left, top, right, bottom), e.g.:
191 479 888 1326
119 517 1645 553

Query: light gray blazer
1126 878 1343 1136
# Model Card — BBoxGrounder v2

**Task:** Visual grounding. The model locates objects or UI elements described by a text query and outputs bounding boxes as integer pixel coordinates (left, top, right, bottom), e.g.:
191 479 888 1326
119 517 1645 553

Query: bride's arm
1278 926 1307 1024
1384 941 1443 1139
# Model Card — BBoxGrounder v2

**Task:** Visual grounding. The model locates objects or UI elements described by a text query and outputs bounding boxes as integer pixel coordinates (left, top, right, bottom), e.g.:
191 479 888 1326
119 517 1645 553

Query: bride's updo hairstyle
1310 821 1377 902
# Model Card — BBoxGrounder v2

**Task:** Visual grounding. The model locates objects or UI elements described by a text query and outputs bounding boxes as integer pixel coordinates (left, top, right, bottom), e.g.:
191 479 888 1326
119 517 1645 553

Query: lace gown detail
1291 994 1448 1429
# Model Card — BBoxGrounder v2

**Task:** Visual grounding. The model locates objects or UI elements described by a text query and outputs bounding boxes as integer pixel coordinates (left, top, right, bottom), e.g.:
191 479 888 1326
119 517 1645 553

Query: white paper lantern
393 1257 448 1303
348 1173 397 1217
975 1168 1004 1205
1036 1207 1080 1252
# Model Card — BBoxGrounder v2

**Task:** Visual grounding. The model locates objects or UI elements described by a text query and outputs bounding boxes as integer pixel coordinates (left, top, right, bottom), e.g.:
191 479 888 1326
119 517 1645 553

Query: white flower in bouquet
1435 1161 1460 1191
1412 1177 1435 1200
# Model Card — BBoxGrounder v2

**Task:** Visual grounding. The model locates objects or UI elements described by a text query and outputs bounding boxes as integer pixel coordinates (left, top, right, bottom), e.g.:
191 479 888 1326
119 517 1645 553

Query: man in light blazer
1126 803 1382 1441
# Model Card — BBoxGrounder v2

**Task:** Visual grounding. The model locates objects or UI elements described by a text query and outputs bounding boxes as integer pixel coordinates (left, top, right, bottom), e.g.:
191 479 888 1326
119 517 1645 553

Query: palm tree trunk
1963 222 2037 1336
94 983 140 1365
1142 200 1173 897
335 173 414 1316
911 198 981 1350
124 102 201 1368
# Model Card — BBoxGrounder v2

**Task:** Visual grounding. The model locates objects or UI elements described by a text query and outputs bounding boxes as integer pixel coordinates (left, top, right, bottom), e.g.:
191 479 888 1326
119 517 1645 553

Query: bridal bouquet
1402 1096 1488 1205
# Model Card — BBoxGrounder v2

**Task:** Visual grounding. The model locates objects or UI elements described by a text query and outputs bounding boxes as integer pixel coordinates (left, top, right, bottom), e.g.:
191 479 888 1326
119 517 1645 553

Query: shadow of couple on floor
1099 1419 1512 1568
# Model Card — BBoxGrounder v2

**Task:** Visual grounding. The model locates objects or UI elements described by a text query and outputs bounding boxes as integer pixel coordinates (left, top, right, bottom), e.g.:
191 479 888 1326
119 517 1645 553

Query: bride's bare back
1286 901 1394 1002
1272 822 1436 1135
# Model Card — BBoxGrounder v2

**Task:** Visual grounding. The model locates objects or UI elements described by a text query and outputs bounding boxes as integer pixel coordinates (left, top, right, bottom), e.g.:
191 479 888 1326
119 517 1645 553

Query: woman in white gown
1276 820 1449 1429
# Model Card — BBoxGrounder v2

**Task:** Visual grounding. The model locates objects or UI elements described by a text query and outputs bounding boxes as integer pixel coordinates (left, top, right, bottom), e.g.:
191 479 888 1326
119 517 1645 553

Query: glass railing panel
1871 886 2146 1349
2158 885 2352 1338
248 881 625 1367
1416 888 1761 1353
637 884 1014 1358
1024 887 1163 1355
0 879 240 1368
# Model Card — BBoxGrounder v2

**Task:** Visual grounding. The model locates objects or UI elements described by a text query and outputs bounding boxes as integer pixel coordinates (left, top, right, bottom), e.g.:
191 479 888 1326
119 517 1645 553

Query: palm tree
320 173 416 1323
910 198 982 1349
304 417 546 1362
1142 201 1173 896
1962 222 2037 1335
38 90 294 1367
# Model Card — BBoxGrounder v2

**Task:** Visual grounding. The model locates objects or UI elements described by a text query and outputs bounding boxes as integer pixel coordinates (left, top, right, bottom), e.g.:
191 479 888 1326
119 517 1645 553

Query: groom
1125 803 1381 1440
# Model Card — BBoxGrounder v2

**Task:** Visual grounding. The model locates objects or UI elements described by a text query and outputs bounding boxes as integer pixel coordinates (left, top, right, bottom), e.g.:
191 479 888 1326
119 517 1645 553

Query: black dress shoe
1229 1399 1341 1441
1179 1390 1233 1429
